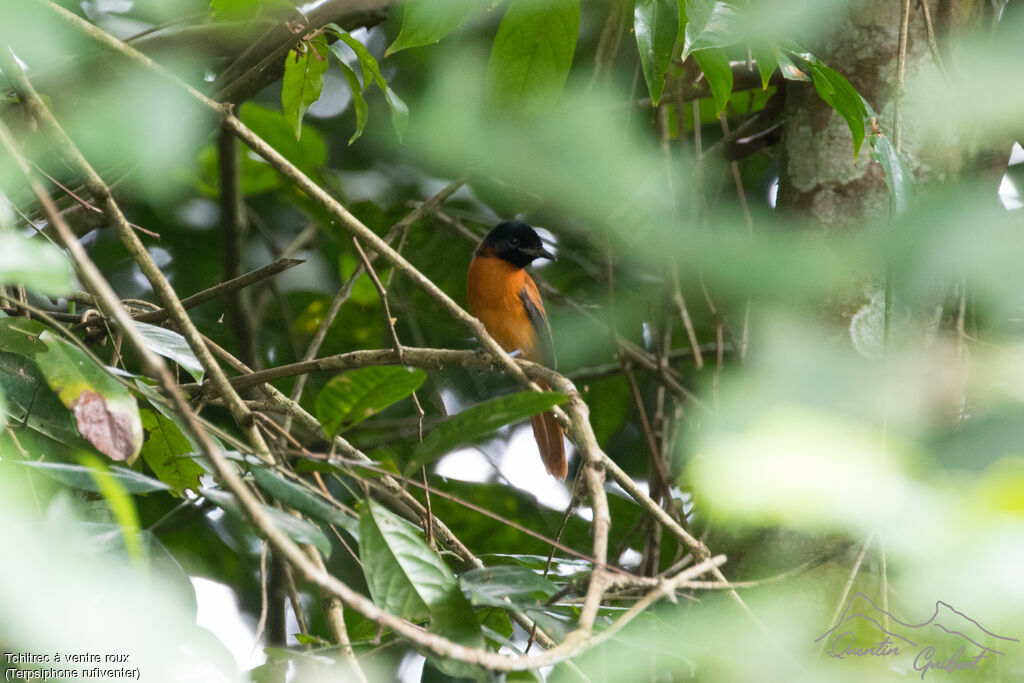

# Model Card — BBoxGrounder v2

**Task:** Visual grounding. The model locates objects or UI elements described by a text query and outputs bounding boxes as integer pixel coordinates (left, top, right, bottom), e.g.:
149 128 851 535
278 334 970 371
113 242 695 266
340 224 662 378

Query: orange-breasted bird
467 220 567 479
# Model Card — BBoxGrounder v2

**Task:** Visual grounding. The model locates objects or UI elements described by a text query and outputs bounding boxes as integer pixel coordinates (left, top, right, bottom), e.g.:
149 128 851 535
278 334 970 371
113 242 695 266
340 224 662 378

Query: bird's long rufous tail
529 379 566 480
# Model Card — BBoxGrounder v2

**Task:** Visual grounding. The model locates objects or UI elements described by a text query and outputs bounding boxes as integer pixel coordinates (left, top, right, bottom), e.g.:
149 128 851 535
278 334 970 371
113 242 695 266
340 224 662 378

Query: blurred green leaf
635 0 679 106
682 0 738 57
32 332 143 462
408 391 568 472
210 0 295 20
383 85 410 141
316 366 426 438
238 102 326 178
16 460 169 493
486 0 580 107
870 131 912 214
693 47 733 114
80 452 144 564
386 0 483 55
133 321 204 382
251 466 359 540
139 408 203 497
282 34 329 140
202 487 333 557
337 61 369 144
459 565 559 609
0 232 73 295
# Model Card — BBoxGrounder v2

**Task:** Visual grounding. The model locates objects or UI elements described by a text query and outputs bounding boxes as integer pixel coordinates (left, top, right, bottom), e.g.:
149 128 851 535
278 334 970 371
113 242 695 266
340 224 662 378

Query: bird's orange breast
467 256 541 361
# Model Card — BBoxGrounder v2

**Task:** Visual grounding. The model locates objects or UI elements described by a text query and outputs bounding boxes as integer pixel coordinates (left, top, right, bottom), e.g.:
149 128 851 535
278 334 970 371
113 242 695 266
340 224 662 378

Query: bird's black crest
476 220 556 268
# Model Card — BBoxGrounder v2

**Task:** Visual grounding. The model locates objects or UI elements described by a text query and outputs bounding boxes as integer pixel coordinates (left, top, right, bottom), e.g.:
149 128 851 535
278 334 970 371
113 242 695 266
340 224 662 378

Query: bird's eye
508 236 520 247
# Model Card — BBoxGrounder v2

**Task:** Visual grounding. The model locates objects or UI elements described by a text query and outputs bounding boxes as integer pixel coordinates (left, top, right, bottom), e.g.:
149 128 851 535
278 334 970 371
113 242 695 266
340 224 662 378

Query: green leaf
359 499 483 657
635 0 680 106
386 0 483 55
0 316 48 356
33 331 143 462
282 34 329 140
486 0 580 108
133 321 204 382
693 47 733 114
0 351 93 450
80 452 143 563
459 565 559 609
315 366 426 438
202 487 332 558
408 391 567 472
210 0 294 21
251 467 359 540
775 48 809 81
750 41 777 89
16 460 169 493
337 61 369 144
682 0 738 58
383 85 409 141
139 408 203 497
358 498 448 620
326 26 409 141
0 231 73 295
870 131 912 214
327 29 379 90
239 102 327 177
801 55 868 157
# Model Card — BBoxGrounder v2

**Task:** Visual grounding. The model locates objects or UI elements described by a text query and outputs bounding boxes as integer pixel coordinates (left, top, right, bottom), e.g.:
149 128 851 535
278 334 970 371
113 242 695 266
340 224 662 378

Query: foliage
0 0 1022 682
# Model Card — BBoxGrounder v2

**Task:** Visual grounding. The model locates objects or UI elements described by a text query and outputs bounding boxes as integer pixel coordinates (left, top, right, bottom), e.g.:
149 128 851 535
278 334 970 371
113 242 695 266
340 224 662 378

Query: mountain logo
815 592 1018 678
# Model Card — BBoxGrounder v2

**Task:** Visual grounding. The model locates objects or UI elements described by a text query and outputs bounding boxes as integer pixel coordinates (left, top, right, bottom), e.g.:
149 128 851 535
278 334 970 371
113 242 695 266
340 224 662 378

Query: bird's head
476 220 556 268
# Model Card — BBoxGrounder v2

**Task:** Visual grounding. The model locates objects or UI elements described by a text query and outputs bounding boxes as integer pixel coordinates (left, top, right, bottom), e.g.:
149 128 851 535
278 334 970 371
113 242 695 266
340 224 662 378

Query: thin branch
218 121 258 368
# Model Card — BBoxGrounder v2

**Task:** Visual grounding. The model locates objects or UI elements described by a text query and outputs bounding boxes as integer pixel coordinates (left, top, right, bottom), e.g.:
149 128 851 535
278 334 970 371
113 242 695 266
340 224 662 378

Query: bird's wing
519 277 556 369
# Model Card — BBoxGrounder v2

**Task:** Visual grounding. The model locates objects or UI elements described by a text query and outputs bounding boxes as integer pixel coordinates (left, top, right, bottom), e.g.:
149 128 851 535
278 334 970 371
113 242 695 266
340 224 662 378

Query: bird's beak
525 246 557 261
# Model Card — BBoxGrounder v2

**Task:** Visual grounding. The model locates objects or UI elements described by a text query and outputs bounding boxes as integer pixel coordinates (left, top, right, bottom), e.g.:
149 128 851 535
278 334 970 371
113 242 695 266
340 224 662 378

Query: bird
466 220 567 480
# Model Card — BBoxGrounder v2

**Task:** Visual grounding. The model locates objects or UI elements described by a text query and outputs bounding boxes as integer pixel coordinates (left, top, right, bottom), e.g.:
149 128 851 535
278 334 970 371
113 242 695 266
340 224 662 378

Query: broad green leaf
139 408 203 496
802 55 868 156
486 0 580 107
693 47 734 114
358 498 447 620
750 41 777 89
0 351 93 450
80 452 143 564
635 0 680 106
459 565 559 609
386 0 483 55
16 460 169 493
870 131 912 214
359 499 483 659
282 34 329 140
33 331 143 462
202 487 332 558
133 321 204 382
409 390 568 472
315 366 426 438
0 231 73 295
251 467 359 540
682 0 738 57
337 61 369 144
0 316 48 356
